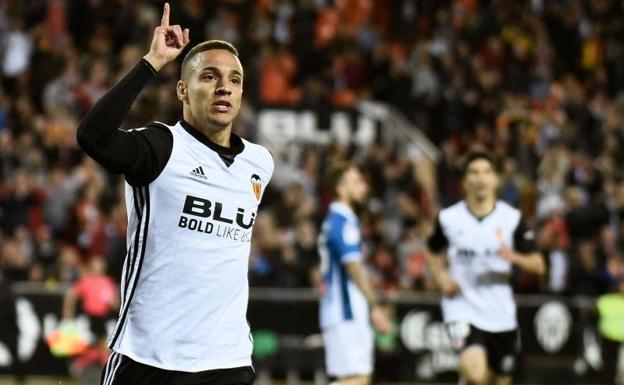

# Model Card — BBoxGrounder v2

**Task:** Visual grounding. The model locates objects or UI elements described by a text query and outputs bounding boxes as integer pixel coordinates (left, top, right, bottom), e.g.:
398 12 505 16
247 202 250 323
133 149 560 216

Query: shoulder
241 139 274 183
124 121 173 140
496 200 521 222
438 200 465 224
242 139 274 166
148 121 174 137
124 120 171 132
105 276 117 289
326 210 347 228
329 214 360 246
72 279 84 291
325 211 349 234
150 120 174 130
73 277 91 292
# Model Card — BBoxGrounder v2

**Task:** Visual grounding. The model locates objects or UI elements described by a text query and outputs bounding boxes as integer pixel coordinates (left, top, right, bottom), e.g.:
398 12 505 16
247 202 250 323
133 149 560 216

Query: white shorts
322 320 374 377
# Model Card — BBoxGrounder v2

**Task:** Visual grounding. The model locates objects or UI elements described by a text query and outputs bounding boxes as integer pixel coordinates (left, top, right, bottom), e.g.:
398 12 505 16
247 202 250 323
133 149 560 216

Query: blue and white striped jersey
318 202 368 329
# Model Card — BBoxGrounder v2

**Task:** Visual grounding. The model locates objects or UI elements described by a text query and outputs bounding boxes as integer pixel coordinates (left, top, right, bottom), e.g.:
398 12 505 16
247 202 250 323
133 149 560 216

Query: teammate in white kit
425 153 545 385
318 164 391 385
76 4 273 385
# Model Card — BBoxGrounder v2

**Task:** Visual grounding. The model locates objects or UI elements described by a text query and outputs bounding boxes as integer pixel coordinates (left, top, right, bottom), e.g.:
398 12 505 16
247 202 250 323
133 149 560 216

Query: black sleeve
76 59 173 187
427 215 449 253
513 216 537 254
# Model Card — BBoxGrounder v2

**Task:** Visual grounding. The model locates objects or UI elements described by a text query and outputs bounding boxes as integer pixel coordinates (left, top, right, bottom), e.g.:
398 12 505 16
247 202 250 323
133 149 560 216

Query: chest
444 214 515 262
144 143 270 241
163 144 266 206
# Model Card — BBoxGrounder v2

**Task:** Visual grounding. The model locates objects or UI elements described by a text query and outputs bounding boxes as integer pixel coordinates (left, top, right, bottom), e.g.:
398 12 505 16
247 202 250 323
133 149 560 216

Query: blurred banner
257 103 440 162
0 285 604 383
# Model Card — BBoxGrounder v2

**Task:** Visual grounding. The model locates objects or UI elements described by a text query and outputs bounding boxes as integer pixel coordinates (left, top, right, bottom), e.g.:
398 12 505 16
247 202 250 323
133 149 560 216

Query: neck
466 195 495 218
336 198 353 211
184 112 232 147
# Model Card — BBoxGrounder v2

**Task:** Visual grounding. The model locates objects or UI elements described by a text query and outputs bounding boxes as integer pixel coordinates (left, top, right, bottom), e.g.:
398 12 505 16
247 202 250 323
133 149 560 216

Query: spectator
62 257 118 376
0 1 622 302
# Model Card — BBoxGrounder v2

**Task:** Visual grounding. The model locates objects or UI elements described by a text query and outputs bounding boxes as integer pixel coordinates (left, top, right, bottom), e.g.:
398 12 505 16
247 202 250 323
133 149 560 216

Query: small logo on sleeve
251 174 263 201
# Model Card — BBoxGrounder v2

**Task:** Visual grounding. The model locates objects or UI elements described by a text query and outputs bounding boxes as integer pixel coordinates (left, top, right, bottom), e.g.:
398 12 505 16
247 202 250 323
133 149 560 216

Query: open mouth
212 100 232 112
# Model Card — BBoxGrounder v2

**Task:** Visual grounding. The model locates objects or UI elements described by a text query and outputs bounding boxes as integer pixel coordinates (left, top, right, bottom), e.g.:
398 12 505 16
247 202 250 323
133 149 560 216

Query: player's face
340 168 369 205
181 49 243 130
463 159 498 201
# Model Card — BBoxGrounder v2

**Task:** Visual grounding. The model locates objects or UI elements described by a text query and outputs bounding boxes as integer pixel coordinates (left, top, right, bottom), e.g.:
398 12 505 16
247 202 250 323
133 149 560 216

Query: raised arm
76 3 190 186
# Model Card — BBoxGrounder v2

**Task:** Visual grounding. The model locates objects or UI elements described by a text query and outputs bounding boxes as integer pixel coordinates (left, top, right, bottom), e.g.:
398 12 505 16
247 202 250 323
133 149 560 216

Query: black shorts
446 322 519 376
101 352 255 385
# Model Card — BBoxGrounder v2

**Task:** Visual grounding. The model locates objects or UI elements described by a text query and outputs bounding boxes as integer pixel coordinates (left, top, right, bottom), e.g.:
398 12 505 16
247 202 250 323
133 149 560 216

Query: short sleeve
337 221 362 263
513 216 537 253
427 215 449 253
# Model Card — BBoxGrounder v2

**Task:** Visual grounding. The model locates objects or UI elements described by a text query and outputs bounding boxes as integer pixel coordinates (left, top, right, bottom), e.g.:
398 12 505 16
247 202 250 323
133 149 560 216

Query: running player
76 4 273 385
425 152 545 385
318 163 391 385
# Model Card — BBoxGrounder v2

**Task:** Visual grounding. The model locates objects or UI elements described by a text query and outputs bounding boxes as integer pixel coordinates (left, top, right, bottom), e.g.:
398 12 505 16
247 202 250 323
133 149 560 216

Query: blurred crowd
1 0 624 301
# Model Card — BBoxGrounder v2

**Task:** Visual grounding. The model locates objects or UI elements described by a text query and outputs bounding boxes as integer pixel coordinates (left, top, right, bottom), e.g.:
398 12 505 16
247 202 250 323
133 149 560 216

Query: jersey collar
179 120 245 167
330 201 357 220
463 200 498 222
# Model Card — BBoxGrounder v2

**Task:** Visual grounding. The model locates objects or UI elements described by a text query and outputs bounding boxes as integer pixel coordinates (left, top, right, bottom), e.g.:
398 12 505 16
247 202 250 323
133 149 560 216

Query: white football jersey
429 200 535 332
108 121 273 371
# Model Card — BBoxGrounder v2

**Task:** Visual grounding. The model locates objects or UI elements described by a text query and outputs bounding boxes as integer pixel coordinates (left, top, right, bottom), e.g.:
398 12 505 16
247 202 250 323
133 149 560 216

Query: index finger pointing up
161 2 170 27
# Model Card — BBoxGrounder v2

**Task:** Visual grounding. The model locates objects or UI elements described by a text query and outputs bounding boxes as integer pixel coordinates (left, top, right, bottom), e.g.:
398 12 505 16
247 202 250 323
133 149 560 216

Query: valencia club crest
251 174 263 201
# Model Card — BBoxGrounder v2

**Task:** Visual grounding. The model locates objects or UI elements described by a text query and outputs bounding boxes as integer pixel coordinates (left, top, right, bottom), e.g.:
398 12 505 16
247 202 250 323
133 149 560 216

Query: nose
215 80 231 96
215 86 231 96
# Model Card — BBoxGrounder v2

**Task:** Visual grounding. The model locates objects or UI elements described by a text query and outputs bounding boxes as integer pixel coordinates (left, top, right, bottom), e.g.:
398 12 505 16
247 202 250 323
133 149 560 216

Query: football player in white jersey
425 152 545 385
318 163 391 385
77 3 273 385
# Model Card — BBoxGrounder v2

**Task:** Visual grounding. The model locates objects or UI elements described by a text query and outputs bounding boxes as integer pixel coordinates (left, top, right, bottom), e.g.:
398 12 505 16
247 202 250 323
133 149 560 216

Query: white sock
329 382 340 385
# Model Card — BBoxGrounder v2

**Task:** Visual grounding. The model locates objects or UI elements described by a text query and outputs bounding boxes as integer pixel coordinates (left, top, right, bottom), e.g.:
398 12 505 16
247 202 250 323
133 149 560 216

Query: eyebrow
200 66 243 77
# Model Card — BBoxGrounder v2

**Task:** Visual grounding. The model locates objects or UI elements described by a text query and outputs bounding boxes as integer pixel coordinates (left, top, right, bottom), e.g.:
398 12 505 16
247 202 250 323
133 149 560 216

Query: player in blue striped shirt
318 163 391 385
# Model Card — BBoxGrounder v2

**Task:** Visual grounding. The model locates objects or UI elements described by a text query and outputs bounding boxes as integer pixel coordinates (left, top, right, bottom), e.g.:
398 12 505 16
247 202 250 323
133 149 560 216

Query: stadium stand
0 0 624 383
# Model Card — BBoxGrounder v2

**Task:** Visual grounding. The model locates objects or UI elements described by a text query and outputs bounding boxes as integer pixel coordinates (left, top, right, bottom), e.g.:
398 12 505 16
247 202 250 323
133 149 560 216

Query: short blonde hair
181 40 239 79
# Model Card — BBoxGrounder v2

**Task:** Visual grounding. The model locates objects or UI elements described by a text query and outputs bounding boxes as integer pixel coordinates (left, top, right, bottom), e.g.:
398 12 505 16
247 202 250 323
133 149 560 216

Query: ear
177 80 189 103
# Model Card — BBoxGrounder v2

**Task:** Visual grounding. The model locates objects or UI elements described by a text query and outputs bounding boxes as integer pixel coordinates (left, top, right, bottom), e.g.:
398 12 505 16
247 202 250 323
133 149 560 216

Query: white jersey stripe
108 202 141 346
102 351 115 385
117 189 142 310
101 352 112 385
118 242 132 314
106 352 122 385
101 351 119 385
117 188 142 313
109 186 147 346
132 185 143 219
122 187 143 304
109 187 150 347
